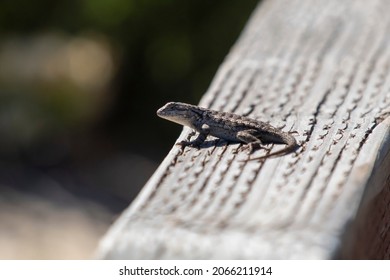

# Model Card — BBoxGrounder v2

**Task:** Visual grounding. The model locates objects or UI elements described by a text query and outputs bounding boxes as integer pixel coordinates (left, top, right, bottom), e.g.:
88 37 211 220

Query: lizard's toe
176 141 190 148
237 145 249 153
248 143 263 154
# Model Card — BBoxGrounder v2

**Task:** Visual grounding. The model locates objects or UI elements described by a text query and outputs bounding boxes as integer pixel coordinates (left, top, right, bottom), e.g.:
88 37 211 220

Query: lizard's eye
173 106 186 112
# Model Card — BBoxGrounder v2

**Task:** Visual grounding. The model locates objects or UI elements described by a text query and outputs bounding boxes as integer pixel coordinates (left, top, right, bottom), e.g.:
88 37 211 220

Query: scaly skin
157 102 298 160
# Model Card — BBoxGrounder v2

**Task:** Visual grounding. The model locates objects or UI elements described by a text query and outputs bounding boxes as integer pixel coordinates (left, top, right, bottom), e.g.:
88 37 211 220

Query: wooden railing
96 0 390 259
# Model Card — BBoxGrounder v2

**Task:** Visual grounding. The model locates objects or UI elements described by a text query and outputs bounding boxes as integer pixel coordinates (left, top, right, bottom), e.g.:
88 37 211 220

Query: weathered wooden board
97 0 390 259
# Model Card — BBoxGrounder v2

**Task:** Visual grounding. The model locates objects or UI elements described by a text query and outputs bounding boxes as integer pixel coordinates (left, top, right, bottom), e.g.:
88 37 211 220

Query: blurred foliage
0 34 115 164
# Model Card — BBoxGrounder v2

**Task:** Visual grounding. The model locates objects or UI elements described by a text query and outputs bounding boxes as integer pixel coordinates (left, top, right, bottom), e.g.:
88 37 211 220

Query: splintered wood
97 0 390 259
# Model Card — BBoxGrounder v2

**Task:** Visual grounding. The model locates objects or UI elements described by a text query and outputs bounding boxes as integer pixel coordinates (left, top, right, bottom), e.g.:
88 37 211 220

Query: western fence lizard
157 102 298 160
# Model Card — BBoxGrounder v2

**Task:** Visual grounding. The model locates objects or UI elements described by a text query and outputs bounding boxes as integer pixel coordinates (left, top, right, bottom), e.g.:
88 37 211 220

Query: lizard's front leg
237 130 267 154
177 124 210 148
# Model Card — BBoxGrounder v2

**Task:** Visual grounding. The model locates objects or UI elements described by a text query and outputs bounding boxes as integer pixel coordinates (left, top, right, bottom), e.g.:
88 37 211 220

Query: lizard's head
157 102 200 127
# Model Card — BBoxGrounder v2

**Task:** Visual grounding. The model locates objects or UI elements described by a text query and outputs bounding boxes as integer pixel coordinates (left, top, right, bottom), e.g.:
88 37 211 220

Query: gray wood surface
96 0 390 259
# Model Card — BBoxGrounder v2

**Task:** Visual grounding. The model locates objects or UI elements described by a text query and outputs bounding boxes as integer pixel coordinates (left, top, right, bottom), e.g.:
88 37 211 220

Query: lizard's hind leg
237 130 268 154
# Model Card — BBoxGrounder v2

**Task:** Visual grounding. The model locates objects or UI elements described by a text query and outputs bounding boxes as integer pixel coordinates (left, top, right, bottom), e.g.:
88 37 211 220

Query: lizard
157 102 298 160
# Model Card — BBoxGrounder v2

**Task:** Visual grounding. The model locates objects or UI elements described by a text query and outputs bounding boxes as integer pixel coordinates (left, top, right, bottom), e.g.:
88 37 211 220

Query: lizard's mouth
157 102 178 118
157 102 191 127
156 107 169 118
157 106 189 126
157 108 176 121
156 108 163 116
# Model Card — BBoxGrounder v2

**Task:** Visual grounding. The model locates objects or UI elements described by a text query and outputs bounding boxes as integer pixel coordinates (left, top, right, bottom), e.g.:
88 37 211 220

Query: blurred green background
0 0 258 258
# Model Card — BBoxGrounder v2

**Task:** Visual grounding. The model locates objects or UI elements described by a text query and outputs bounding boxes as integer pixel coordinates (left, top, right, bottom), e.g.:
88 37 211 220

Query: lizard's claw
176 141 189 150
237 145 249 153
175 140 190 147
176 141 201 149
238 143 271 155
246 143 264 154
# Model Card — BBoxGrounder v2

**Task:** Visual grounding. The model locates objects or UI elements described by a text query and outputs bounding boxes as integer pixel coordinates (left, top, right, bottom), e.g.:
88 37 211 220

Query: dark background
0 0 258 258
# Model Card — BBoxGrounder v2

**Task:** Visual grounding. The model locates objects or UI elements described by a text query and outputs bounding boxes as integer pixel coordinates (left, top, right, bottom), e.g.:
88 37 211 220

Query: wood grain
96 0 390 259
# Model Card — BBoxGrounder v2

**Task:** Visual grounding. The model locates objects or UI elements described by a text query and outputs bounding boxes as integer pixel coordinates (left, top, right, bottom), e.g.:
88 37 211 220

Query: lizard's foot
176 141 190 150
237 144 249 153
247 142 264 154
242 143 272 155
237 143 262 154
176 140 201 149
176 140 189 147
